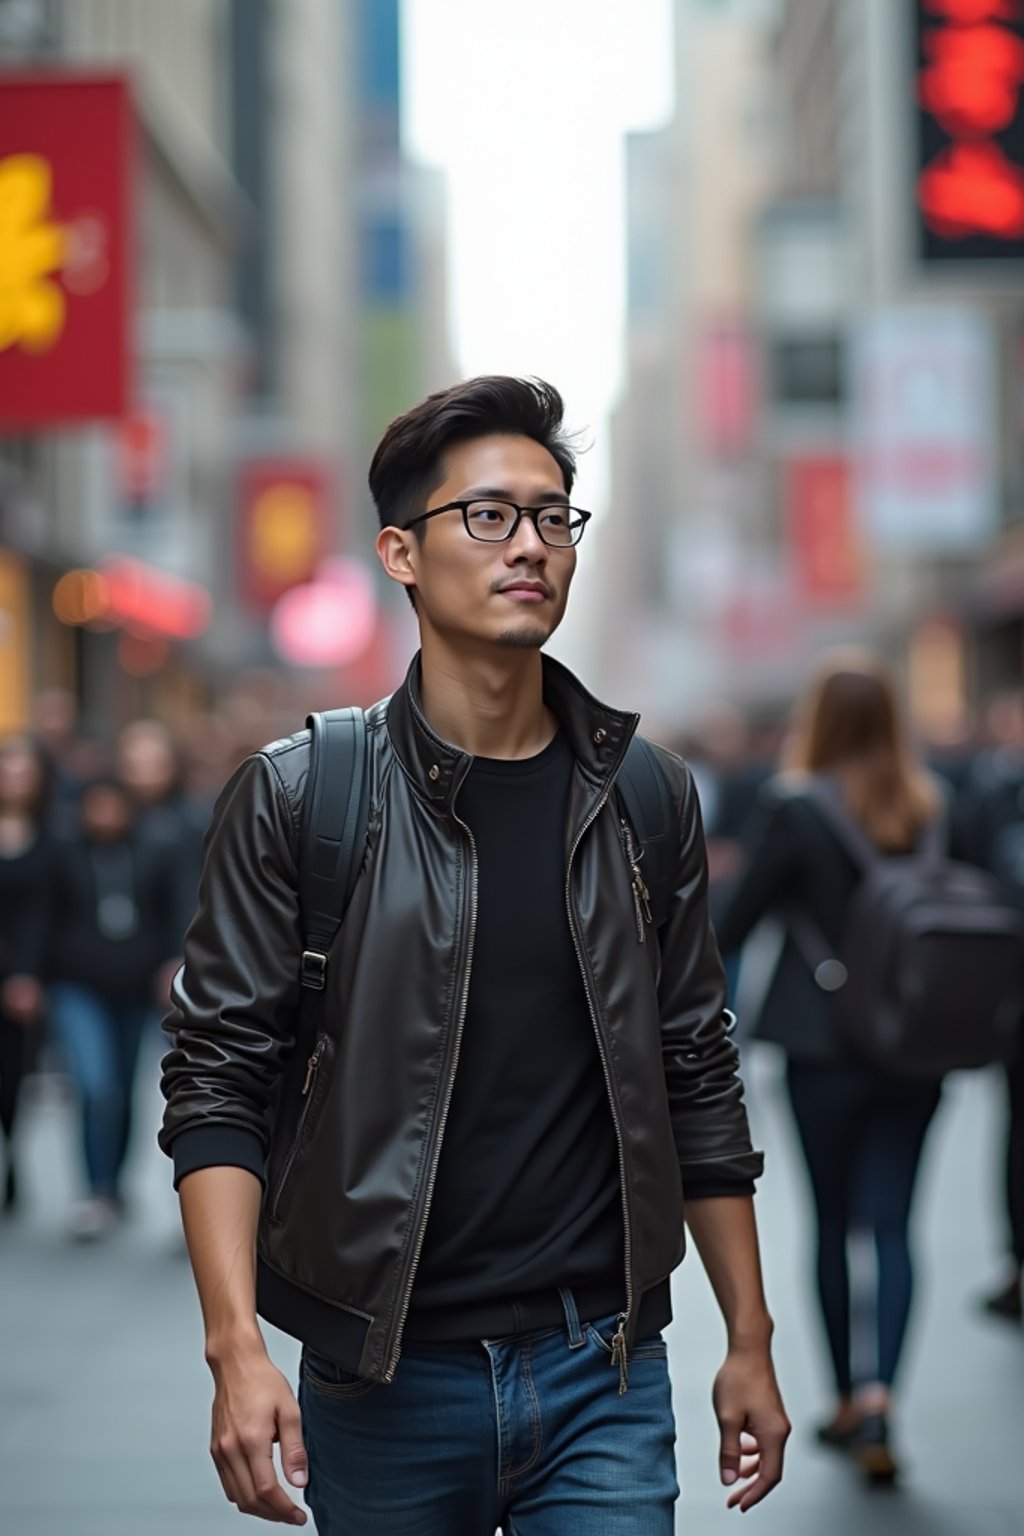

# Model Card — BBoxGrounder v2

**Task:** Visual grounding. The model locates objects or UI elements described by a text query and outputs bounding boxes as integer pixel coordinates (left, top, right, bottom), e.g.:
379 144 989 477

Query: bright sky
402 0 675 515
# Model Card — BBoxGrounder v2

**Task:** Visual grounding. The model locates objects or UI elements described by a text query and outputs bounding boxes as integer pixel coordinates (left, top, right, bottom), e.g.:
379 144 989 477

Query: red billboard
786 457 862 606
0 73 134 426
237 460 334 614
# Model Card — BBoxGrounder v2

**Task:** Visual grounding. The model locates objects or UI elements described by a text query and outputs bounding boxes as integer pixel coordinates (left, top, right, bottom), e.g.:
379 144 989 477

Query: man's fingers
212 1433 261 1517
730 1425 788 1512
248 1449 308 1523
277 1403 309 1490
718 1411 744 1486
245 1439 307 1525
213 1432 307 1525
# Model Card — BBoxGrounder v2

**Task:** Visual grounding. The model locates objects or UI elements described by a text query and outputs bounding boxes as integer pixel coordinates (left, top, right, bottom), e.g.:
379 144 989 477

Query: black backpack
297 708 676 997
791 777 1024 1077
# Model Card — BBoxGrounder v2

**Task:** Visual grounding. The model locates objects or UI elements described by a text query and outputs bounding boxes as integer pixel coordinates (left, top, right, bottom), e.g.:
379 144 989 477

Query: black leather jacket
160 655 762 1382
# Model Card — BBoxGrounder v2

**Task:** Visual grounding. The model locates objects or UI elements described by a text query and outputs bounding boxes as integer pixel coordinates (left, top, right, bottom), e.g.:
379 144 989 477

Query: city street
1 1042 1021 1536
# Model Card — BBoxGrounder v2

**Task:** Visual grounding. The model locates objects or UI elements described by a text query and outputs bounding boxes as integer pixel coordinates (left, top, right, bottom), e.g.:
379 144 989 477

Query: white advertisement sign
849 309 997 554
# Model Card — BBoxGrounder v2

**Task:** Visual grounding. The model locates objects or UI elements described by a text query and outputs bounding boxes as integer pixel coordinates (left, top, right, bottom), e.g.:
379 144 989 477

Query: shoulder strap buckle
300 950 328 991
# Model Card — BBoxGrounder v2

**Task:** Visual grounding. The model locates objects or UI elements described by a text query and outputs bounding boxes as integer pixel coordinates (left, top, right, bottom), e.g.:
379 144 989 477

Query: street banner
849 308 997 553
0 73 134 425
237 460 333 613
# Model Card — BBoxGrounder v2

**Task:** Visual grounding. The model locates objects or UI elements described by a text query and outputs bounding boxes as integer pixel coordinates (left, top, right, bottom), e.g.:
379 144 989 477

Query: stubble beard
496 626 548 650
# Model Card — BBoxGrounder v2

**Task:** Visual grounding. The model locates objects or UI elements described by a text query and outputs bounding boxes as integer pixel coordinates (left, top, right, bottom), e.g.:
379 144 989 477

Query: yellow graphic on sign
251 484 318 582
0 154 67 353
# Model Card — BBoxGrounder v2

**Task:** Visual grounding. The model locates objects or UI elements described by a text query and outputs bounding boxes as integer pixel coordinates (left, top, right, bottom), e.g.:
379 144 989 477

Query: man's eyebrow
459 485 570 504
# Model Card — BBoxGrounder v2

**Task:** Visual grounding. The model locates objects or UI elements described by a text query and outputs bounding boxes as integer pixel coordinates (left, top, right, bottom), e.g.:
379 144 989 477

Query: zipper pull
622 821 652 942
632 870 652 926
610 1315 629 1395
302 1039 325 1097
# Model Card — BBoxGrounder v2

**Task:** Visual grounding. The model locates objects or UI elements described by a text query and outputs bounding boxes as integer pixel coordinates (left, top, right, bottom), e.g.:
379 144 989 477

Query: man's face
379 434 577 652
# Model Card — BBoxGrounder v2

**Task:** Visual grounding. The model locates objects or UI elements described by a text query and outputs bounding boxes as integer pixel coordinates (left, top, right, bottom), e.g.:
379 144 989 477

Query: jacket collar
386 651 639 809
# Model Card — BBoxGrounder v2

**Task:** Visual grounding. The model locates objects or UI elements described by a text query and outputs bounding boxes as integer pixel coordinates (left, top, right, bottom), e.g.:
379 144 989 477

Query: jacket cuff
685 1180 756 1201
679 1149 765 1189
169 1125 266 1191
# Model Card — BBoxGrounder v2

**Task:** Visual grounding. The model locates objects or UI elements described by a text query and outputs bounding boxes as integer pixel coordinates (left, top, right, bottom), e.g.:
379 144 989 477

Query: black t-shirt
407 730 643 1339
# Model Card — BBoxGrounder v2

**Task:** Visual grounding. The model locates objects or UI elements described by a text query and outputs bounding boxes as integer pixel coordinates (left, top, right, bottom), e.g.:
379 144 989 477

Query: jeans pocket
587 1315 668 1364
301 1347 377 1400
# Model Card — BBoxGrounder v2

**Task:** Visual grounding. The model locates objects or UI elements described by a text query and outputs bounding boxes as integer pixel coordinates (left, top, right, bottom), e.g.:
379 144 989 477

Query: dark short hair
368 376 577 532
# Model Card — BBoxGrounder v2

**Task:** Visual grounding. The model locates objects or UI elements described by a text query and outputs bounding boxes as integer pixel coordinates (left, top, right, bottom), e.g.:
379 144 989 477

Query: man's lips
496 581 551 601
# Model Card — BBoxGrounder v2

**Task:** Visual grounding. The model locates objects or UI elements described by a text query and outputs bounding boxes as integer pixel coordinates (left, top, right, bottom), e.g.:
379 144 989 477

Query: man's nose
505 513 547 561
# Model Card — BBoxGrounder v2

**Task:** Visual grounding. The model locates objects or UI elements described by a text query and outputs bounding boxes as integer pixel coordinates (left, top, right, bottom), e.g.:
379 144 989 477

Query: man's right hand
209 1346 309 1525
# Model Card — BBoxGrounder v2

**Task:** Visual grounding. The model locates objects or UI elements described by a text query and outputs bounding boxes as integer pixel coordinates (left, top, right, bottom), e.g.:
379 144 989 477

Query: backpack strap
299 707 369 991
800 775 880 872
615 735 675 930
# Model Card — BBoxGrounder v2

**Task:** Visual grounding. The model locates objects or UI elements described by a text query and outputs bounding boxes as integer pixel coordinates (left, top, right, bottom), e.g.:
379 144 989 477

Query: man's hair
368 376 577 532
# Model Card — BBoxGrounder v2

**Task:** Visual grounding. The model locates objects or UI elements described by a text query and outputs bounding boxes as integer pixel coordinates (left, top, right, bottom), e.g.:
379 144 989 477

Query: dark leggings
785 1059 942 1396
0 1009 36 1151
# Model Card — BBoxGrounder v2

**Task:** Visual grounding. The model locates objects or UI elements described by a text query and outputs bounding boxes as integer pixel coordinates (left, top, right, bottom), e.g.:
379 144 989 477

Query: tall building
610 0 1024 735
0 0 454 729
0 0 246 730
757 0 1024 735
605 0 777 733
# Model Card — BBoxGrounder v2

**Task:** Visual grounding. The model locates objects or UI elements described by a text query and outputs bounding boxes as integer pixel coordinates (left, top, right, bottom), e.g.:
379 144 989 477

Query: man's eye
469 504 509 523
539 509 568 528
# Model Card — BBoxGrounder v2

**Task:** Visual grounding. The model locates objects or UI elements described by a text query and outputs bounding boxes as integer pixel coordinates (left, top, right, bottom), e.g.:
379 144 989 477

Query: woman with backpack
715 651 946 1485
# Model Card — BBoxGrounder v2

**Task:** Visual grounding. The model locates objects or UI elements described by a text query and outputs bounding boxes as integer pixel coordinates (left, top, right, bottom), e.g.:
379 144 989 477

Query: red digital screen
915 0 1024 260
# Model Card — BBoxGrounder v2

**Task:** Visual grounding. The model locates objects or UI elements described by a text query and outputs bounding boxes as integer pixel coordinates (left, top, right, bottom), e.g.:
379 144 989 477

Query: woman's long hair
782 651 939 851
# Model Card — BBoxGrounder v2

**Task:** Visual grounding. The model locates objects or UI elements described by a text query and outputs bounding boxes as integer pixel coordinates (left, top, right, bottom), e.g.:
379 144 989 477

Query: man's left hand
712 1343 790 1511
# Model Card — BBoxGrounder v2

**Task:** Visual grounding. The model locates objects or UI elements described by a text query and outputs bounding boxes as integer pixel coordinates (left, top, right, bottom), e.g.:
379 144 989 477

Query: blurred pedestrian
953 688 1024 1323
116 718 208 949
715 650 945 1485
0 735 54 1216
161 376 789 1531
30 687 106 819
40 776 181 1239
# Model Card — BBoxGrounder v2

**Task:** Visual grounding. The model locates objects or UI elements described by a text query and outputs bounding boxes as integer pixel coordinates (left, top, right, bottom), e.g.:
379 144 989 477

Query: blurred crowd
0 679 296 1239
1 656 1023 1483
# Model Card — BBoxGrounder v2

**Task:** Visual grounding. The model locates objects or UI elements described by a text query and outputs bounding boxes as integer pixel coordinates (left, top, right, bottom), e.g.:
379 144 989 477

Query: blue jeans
299 1290 678 1534
50 983 149 1199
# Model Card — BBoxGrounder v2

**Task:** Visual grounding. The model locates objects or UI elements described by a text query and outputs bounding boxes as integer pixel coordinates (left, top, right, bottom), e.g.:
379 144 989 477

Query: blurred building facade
0 0 451 739
606 0 778 738
608 0 1024 742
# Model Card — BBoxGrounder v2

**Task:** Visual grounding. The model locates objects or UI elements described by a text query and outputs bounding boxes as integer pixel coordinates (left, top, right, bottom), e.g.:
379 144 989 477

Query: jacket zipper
567 786 635 1393
622 819 652 944
383 817 479 1383
270 1035 327 1222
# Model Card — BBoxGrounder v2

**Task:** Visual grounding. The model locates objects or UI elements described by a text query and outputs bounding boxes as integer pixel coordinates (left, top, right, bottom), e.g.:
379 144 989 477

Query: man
160 376 789 1533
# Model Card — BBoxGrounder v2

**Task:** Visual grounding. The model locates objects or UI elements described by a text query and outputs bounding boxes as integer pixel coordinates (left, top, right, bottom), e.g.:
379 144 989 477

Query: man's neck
417 639 557 760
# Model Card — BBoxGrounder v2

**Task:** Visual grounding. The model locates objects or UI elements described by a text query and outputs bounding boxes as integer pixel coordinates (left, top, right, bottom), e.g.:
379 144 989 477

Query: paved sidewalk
1 1043 1021 1534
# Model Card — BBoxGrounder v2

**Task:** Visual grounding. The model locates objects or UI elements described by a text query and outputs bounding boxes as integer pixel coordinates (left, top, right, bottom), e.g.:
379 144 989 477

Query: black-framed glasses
404 498 592 548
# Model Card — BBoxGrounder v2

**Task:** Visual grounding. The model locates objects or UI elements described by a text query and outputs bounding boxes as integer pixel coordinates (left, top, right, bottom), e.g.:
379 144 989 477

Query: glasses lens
536 508 578 546
465 501 517 541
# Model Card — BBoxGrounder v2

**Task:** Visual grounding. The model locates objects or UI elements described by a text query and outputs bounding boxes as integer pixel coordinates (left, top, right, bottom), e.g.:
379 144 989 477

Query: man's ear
376 526 418 592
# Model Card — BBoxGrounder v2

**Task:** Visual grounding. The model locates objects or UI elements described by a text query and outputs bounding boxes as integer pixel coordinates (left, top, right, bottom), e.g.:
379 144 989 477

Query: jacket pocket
269 1033 331 1223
